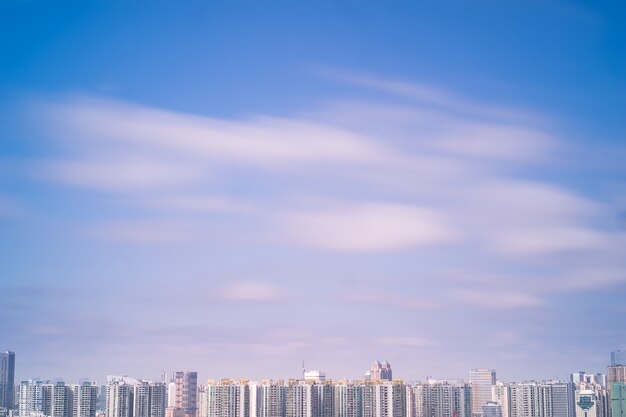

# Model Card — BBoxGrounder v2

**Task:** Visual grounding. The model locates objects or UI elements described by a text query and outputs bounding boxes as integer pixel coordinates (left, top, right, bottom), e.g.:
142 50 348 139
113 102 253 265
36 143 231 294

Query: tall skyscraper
366 363 392 382
256 381 286 417
19 379 44 417
106 378 135 417
71 382 98 417
612 351 626 367
334 382 362 417
608 366 626 393
611 382 626 417
42 381 73 417
548 381 576 417
470 369 496 417
173 372 198 417
0 351 15 410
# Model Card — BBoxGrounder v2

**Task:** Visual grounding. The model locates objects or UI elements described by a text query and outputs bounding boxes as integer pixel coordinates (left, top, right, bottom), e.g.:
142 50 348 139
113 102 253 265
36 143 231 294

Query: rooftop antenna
301 360 305 381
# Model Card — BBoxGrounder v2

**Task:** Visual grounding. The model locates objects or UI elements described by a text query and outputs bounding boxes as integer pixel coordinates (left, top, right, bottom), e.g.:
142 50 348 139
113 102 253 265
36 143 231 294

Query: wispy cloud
448 289 544 310
216 281 290 302
277 202 457 251
24 75 626 312
315 68 544 123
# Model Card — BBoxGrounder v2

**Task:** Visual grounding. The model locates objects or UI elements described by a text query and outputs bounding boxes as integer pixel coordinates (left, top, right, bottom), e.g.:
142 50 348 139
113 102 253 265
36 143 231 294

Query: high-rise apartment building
20 380 96 417
548 381 576 417
608 367 626 389
375 381 404 417
470 369 496 417
413 380 471 417
360 381 404 417
0 351 15 411
256 381 286 417
106 378 135 417
334 382 362 417
611 382 626 417
173 372 198 417
492 382 510 417
19 380 44 417
42 382 73 417
198 380 249 417
285 381 310 417
507 380 576 417
70 382 98 417
133 381 167 417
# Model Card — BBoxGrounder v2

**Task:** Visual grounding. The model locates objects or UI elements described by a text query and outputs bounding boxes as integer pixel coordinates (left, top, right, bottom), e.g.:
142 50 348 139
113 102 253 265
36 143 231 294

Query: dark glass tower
0 351 15 410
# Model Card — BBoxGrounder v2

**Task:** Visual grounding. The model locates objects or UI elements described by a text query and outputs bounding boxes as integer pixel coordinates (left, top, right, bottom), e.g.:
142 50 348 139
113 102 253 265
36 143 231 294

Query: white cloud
278 202 457 251
43 157 202 190
316 68 543 123
139 195 255 213
43 96 401 169
216 282 288 302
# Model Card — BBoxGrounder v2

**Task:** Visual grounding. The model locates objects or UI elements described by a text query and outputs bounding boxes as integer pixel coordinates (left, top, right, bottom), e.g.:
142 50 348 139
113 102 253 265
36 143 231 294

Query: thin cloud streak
277 202 457 251
216 282 290 302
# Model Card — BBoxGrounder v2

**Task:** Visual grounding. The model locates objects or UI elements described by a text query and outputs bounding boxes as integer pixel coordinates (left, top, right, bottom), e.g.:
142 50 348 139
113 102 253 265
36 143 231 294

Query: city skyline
12 355 626 417
5 355 623 389
1 2 625 384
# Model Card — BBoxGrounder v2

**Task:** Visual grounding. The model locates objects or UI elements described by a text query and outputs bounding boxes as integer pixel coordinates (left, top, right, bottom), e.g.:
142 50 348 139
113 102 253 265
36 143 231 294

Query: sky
1 1 625 385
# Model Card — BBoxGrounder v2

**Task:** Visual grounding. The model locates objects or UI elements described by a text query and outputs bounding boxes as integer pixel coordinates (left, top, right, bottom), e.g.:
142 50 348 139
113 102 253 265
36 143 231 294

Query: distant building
174 372 197 417
334 382 362 417
611 382 626 417
612 351 626 367
19 380 44 417
304 372 326 384
106 379 134 417
483 402 502 417
413 380 471 417
71 382 98 417
42 381 73 417
575 390 601 417
198 379 249 417
492 382 510 417
549 381 576 417
469 369 496 417
608 367 626 389
507 380 576 417
366 362 392 383
134 381 167 417
0 352 15 411
255 380 286 417
571 373 606 388
361 380 404 417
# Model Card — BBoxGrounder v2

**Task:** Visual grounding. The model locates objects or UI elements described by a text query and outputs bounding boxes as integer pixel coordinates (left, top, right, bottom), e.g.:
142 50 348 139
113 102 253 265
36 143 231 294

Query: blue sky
1 1 625 385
